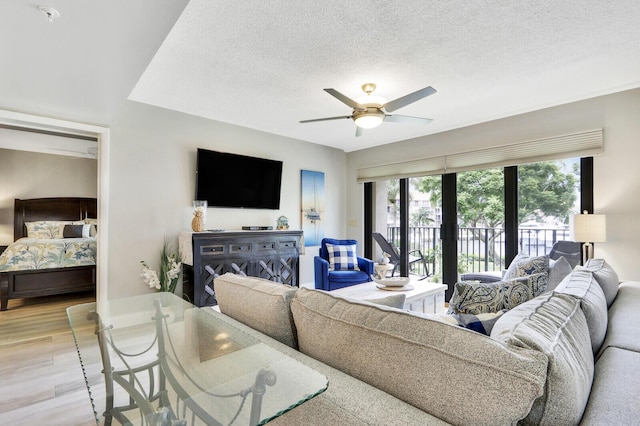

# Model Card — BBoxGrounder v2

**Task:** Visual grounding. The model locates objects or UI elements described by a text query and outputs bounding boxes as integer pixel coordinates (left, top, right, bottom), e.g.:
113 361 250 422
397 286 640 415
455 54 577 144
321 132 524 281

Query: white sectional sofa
209 258 640 426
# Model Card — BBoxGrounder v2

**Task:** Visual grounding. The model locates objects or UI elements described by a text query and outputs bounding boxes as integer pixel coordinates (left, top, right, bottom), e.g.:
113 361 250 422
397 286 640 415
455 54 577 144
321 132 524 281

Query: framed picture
301 170 325 246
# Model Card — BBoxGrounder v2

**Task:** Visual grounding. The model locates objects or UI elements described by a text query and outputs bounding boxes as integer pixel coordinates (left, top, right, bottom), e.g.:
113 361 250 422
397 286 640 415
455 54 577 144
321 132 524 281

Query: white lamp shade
354 114 384 129
572 213 606 243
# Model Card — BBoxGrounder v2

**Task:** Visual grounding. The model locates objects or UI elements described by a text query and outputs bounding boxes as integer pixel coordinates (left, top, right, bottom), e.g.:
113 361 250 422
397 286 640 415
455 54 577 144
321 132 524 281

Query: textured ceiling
0 0 189 127
130 0 640 152
2 1 640 154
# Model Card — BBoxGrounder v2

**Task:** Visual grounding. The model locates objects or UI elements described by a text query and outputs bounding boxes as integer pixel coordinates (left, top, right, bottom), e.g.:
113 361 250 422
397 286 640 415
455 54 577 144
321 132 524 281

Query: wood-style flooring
0 292 98 425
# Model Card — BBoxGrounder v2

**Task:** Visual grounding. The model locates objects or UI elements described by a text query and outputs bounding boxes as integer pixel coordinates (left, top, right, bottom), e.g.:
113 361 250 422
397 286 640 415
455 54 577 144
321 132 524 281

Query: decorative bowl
371 276 411 287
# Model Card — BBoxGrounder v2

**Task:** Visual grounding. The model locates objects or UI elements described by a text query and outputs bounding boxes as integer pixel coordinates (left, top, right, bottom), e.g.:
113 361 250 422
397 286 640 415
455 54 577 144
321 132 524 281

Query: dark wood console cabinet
187 230 303 307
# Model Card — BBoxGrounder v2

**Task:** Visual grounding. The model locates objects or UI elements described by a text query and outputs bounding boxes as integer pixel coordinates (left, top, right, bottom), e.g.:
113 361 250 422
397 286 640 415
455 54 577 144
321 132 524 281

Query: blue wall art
300 170 325 246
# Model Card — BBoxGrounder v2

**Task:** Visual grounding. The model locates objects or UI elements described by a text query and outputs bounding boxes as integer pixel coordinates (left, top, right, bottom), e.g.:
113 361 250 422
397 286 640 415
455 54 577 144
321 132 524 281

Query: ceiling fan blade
355 126 364 137
300 115 352 124
324 89 367 111
384 114 433 125
383 86 436 112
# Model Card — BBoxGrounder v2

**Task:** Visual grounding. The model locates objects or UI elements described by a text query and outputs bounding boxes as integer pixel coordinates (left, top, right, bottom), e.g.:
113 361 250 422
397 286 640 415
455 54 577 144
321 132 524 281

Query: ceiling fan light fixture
355 94 387 106
302 83 435 134
354 110 384 129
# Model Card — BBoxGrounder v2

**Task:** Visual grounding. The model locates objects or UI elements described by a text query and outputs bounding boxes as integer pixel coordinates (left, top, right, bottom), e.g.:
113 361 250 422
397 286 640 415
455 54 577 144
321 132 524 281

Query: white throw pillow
547 256 573 292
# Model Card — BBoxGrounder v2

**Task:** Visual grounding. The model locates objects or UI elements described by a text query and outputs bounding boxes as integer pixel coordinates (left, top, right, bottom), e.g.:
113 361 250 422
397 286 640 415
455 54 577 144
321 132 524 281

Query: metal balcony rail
385 226 571 277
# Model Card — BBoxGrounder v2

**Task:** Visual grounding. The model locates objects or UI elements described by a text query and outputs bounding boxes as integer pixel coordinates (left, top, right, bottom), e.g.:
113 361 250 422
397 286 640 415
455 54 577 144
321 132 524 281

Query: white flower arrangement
141 239 182 293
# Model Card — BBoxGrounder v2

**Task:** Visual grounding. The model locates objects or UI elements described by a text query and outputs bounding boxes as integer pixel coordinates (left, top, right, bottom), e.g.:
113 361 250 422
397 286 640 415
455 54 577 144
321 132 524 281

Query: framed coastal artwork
301 170 325 246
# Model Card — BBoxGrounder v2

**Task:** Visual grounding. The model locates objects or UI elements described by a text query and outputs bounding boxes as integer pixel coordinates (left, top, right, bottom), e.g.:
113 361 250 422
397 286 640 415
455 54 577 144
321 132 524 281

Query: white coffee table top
331 279 447 305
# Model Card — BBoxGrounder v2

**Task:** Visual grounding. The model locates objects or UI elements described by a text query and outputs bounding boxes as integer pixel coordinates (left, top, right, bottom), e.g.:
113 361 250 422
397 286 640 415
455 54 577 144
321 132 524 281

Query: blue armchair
314 238 374 291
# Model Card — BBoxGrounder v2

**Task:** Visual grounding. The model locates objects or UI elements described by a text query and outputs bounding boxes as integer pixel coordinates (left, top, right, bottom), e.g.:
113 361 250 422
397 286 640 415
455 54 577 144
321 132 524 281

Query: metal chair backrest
549 240 581 268
372 232 400 263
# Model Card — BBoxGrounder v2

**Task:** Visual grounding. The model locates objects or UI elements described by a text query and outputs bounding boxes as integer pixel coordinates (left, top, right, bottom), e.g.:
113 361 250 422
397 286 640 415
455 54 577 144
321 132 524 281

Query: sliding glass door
367 156 588 301
370 177 441 278
517 159 580 256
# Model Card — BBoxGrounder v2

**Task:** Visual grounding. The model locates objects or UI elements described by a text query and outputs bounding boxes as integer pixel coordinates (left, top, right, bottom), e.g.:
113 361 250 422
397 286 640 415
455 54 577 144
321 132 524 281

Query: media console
180 230 303 307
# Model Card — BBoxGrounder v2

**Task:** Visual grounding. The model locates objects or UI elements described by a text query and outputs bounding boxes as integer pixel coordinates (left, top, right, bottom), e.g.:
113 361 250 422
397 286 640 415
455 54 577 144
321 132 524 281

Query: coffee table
67 292 327 426
331 279 447 314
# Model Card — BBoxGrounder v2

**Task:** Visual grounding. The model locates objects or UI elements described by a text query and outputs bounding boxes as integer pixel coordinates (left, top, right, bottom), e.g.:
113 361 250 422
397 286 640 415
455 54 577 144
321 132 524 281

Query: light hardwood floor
0 292 98 425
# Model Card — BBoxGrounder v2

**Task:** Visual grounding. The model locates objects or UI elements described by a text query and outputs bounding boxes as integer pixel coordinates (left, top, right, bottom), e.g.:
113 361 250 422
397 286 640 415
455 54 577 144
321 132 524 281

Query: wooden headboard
14 197 97 241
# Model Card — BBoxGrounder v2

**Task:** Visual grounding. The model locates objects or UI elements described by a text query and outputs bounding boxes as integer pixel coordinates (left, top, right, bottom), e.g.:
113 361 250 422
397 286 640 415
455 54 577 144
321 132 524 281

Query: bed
0 197 97 310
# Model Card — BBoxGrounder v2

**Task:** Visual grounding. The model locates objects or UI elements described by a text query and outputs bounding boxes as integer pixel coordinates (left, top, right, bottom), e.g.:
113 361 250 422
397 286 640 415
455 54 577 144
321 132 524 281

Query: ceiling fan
300 83 436 136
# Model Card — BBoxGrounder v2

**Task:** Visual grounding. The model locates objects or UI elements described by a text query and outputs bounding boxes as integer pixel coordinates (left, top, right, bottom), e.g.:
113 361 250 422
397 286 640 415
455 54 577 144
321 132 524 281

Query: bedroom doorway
0 109 109 308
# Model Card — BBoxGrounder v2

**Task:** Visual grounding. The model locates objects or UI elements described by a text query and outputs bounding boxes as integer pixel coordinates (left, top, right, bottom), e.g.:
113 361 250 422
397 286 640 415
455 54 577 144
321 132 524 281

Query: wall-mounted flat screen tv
196 148 283 209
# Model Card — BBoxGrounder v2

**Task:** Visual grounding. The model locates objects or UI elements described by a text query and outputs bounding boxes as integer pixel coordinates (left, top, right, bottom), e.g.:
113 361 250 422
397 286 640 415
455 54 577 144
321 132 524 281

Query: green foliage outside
414 162 578 227
391 161 578 275
411 207 434 226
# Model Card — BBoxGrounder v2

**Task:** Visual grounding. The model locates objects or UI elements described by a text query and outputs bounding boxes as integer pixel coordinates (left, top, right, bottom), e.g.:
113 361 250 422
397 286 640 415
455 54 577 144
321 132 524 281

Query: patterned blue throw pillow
503 253 549 280
447 273 548 315
326 243 360 271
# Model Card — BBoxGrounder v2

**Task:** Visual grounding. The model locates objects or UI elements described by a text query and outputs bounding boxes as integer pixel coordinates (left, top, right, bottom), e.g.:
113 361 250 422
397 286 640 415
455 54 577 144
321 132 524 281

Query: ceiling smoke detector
38 5 60 22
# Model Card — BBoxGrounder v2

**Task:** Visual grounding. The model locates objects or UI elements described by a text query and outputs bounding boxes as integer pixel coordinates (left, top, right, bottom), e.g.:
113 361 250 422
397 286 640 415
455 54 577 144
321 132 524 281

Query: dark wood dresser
181 230 303 307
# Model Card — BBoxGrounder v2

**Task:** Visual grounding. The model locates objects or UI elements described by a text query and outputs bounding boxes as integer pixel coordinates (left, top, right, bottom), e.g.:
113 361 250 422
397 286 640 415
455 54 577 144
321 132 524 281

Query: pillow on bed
25 221 84 239
85 218 98 237
63 224 92 238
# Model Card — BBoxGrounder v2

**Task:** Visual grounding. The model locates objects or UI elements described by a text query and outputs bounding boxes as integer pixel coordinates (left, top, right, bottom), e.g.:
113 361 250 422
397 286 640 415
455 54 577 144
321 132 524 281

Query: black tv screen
196 148 283 209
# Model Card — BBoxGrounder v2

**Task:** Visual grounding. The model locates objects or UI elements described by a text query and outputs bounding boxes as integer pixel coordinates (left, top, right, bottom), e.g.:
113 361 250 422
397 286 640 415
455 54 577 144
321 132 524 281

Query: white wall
0 147 97 245
347 88 640 281
106 101 347 298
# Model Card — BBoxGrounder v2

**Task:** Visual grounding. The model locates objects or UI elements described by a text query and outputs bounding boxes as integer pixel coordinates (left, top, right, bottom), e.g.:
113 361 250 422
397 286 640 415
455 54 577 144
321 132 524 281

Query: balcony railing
385 226 571 277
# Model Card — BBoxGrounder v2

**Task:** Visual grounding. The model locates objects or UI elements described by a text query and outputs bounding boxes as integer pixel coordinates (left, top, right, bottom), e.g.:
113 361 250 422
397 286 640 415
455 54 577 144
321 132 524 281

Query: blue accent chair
314 238 374 291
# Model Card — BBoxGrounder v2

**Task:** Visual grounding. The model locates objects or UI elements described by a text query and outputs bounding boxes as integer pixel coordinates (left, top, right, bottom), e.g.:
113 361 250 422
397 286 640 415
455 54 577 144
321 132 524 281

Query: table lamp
572 211 606 262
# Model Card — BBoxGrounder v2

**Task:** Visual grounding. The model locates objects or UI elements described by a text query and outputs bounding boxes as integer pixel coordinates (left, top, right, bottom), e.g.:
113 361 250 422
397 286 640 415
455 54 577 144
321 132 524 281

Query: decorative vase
192 200 207 232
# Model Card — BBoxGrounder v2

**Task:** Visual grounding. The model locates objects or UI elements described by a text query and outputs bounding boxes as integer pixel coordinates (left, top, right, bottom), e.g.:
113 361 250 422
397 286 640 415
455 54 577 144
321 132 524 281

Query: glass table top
67 292 327 425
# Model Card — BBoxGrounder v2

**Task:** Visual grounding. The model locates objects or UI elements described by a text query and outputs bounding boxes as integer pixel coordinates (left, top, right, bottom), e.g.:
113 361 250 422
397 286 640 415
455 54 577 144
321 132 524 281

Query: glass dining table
67 292 327 426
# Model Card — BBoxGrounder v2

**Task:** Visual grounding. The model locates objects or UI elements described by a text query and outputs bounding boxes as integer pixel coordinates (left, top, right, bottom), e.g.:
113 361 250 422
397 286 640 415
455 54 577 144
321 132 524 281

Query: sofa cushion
598 281 640 357
582 259 619 307
203 308 450 426
291 288 547 426
447 273 547 315
361 293 406 309
547 256 573 292
214 273 298 348
579 347 640 425
503 253 549 281
491 292 594 426
554 270 608 354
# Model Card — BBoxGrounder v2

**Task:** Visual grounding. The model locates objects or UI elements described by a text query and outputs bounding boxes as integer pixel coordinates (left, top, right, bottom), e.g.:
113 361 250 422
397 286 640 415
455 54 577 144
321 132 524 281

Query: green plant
140 239 181 293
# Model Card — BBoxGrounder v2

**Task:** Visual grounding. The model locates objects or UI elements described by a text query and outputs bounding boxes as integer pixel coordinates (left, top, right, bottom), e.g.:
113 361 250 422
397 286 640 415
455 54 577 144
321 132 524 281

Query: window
372 178 439 277
368 157 589 299
517 159 580 256
457 167 505 274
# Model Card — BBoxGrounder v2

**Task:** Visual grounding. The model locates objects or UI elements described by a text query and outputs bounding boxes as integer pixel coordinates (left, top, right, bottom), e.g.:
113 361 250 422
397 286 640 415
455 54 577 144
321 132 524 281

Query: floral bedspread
0 237 96 272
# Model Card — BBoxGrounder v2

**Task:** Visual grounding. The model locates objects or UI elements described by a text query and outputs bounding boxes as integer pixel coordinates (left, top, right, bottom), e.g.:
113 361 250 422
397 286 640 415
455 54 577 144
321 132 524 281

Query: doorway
0 109 109 305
